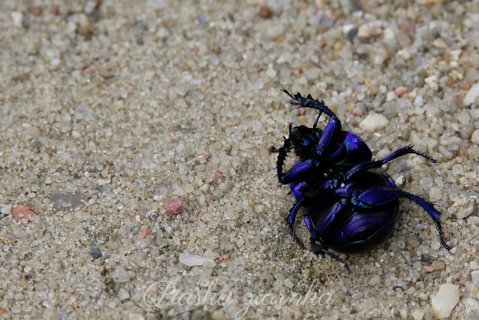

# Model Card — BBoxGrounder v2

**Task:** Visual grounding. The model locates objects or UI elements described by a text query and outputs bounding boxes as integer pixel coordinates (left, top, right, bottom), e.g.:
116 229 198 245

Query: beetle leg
310 240 351 273
346 145 436 180
352 187 402 208
282 90 336 118
276 137 292 183
278 159 320 184
353 187 451 250
312 111 322 129
303 207 315 233
380 171 396 187
285 198 306 249
290 181 309 200
314 116 342 158
283 90 343 159
310 199 348 241
401 191 451 250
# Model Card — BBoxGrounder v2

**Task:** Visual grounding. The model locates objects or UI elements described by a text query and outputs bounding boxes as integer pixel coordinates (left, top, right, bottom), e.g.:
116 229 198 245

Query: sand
0 0 478 319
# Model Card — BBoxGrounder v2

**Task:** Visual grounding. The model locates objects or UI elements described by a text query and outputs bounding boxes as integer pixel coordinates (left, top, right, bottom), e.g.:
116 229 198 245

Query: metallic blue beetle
274 91 450 270
271 91 373 242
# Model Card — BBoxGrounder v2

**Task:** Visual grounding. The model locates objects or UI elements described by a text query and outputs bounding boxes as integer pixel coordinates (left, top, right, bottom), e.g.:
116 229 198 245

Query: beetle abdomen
325 203 399 253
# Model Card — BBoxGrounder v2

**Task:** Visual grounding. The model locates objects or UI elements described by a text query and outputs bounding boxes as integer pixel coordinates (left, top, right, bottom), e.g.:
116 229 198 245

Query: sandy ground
0 0 478 319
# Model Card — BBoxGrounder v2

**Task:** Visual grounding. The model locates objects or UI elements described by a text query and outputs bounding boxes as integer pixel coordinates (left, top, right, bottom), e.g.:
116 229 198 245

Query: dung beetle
273 91 451 270
271 91 374 241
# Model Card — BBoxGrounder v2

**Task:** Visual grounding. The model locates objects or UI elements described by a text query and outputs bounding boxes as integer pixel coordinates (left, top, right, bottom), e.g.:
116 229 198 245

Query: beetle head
289 124 322 159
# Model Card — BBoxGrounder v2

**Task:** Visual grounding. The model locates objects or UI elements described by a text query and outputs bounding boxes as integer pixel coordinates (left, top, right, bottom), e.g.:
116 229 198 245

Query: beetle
273 91 450 270
271 91 375 243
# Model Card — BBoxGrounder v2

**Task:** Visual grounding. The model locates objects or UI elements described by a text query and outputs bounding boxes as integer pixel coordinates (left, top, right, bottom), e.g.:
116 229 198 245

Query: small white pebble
410 308 425 320
472 270 479 285
428 187 442 202
425 75 438 90
11 12 23 27
111 266 130 283
342 24 356 36
174 85 188 97
118 288 130 301
414 95 424 108
128 313 145 320
431 284 459 319
471 129 479 145
463 299 479 319
359 113 389 132
357 21 383 39
266 66 277 78
464 83 479 106
397 49 411 60
179 252 214 267
386 91 396 101
449 198 476 219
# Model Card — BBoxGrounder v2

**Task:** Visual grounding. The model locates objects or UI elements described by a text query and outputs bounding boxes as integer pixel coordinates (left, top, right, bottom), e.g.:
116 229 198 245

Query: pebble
11 12 23 27
431 284 459 319
174 86 188 97
420 253 434 265
463 299 479 319
471 129 479 145
425 75 439 90
137 227 151 239
111 266 130 283
342 24 358 42
428 187 442 202
1 205 12 216
463 83 479 106
359 113 389 132
368 275 381 286
211 310 227 320
433 38 448 49
395 87 409 97
11 205 34 222
266 66 277 78
128 313 145 320
258 5 273 19
357 21 383 39
472 271 479 285
414 96 424 108
89 246 102 259
397 49 411 60
76 14 93 38
179 252 214 267
386 91 396 101
164 197 183 215
118 288 130 302
263 22 285 40
410 308 425 320
422 260 445 273
449 198 476 219
146 0 165 9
